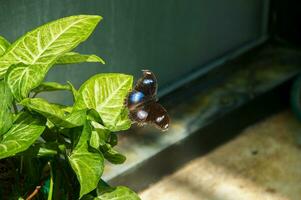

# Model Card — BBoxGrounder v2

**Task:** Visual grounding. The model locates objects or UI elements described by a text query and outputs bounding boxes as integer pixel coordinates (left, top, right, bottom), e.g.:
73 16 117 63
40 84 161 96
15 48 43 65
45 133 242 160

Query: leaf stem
48 162 54 200
20 156 23 174
25 185 42 200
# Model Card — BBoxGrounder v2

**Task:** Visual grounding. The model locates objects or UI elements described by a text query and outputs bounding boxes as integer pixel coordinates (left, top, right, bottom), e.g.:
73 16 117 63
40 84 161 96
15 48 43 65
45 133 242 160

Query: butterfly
126 70 170 131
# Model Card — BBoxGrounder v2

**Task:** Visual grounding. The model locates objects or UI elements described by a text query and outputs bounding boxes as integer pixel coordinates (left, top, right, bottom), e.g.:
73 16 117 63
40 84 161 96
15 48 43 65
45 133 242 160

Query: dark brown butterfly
126 70 170 131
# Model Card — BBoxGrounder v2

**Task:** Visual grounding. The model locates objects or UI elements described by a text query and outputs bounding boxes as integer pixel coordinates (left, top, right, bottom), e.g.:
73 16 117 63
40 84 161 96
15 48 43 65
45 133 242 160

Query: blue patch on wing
130 91 144 103
143 79 154 85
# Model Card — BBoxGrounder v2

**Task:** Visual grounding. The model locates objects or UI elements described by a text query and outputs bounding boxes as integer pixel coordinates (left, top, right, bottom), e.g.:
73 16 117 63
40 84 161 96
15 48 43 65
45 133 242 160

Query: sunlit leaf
87 109 103 124
0 15 102 78
0 80 13 135
114 108 132 131
6 63 49 101
100 144 126 164
0 36 10 57
74 74 133 131
67 81 79 101
96 186 141 200
0 112 45 159
90 122 110 149
56 52 105 65
68 121 104 198
20 98 86 128
32 81 71 94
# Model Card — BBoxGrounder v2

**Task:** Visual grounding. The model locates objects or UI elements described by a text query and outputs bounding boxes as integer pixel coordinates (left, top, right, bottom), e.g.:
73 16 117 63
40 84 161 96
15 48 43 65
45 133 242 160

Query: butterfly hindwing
129 101 170 131
145 102 170 131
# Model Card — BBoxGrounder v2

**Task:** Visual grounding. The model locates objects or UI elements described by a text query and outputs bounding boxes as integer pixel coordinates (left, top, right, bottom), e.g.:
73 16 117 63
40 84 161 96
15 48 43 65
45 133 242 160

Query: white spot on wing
156 115 165 123
137 110 148 120
143 79 154 84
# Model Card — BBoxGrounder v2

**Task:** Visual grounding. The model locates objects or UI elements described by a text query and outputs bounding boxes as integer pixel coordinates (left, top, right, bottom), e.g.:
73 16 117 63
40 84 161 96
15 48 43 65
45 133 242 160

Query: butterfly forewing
135 70 157 97
127 70 157 109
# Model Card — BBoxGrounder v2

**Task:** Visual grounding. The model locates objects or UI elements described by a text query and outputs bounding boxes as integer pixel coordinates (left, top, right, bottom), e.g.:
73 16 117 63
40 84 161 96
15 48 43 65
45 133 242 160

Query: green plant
0 15 141 199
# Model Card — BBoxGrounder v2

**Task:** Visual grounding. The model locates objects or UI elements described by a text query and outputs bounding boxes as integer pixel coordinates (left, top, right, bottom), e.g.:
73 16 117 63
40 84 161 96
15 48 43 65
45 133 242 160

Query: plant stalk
48 162 54 200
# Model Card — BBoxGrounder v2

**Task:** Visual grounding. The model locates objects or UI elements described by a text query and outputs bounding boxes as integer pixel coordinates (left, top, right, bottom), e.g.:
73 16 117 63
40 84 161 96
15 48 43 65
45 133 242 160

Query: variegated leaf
96 186 141 200
0 36 10 57
74 74 133 131
20 98 86 128
6 63 47 101
0 112 45 159
32 81 71 94
68 121 104 198
0 80 13 135
0 15 102 78
56 52 105 65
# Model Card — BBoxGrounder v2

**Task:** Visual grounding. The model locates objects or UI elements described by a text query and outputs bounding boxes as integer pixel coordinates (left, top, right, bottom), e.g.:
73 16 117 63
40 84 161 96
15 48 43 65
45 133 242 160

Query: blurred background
0 0 269 103
1 0 301 199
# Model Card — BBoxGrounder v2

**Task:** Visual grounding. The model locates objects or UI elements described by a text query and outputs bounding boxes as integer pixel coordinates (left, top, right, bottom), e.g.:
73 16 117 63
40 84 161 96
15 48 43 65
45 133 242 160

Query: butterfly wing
129 101 170 131
127 70 158 109
135 70 157 97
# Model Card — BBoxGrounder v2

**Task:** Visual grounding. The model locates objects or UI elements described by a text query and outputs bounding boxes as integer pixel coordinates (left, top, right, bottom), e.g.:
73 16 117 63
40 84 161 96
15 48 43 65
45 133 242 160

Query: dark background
0 0 269 104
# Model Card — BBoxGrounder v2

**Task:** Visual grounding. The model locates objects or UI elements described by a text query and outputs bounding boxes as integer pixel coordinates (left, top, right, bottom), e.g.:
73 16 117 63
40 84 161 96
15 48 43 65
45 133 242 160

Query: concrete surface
140 111 301 200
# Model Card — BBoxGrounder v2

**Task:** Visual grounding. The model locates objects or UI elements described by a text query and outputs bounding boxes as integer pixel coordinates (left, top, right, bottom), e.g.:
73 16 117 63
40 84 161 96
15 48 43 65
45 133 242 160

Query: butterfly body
126 70 170 131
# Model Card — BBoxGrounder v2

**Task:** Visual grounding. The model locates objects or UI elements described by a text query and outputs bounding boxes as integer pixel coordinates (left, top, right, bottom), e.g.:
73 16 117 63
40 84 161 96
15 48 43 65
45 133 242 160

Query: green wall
0 0 269 104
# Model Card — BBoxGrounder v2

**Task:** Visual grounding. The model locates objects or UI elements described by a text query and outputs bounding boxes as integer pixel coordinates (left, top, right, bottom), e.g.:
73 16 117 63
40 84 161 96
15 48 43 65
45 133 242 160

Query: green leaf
101 144 126 164
0 36 10 57
90 122 110 149
87 109 103 124
5 63 47 101
67 81 79 101
37 144 58 157
108 133 118 147
0 15 102 78
0 112 45 159
56 52 105 65
0 80 14 135
68 121 104 198
115 108 132 131
20 98 86 128
74 74 133 131
32 81 71 94
96 186 141 200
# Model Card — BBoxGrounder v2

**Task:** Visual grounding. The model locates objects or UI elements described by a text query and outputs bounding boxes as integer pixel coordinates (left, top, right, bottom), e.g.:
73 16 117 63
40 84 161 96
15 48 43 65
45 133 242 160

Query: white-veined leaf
0 36 10 57
0 80 13 135
74 74 133 131
20 98 86 128
67 81 79 101
0 112 46 159
56 52 105 65
6 63 48 101
115 108 132 131
90 122 110 149
32 81 71 94
100 144 126 164
0 15 102 78
68 121 104 198
96 186 141 200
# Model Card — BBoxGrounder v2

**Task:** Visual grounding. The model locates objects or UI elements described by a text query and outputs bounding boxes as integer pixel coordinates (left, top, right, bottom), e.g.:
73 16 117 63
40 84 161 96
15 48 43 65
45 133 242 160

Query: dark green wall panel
0 0 269 104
